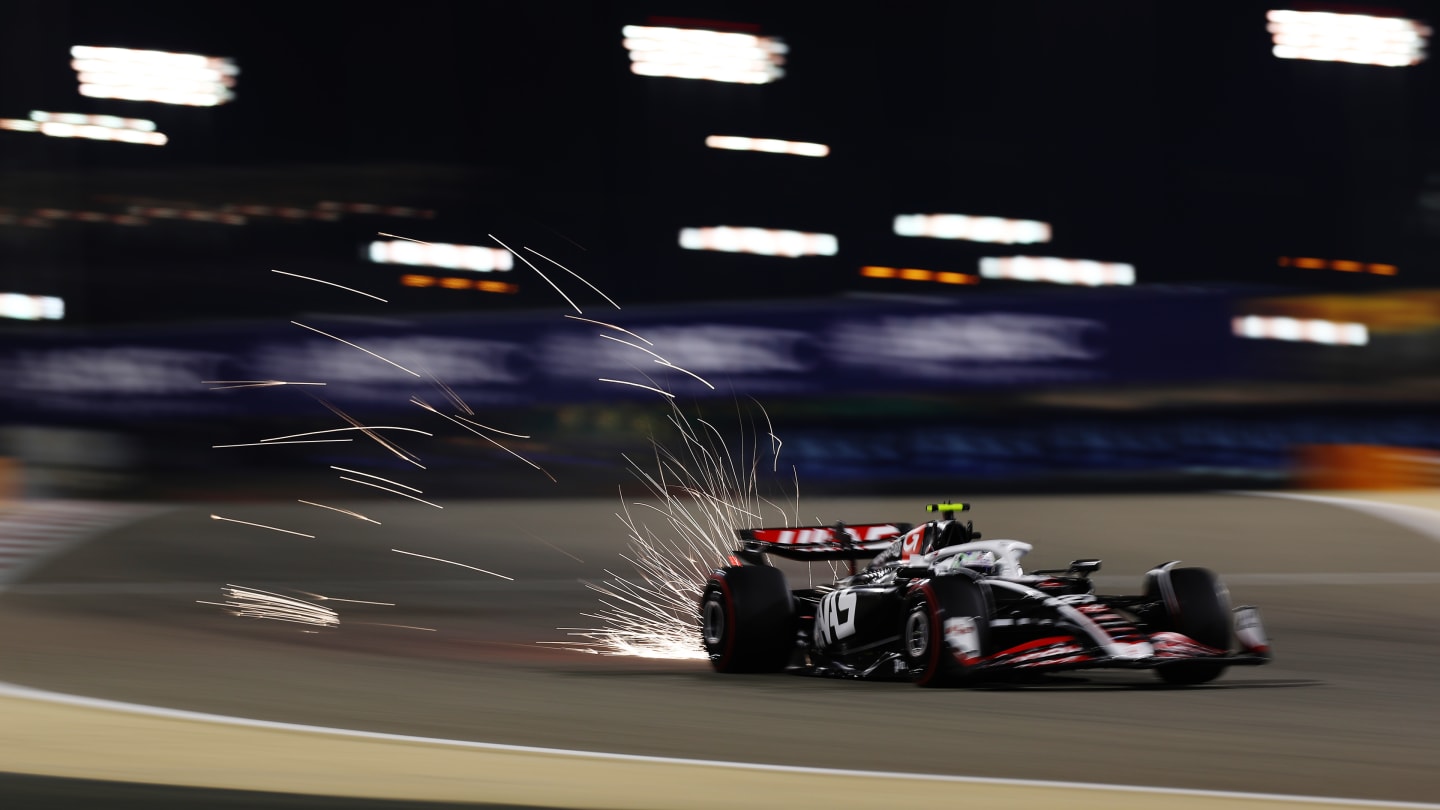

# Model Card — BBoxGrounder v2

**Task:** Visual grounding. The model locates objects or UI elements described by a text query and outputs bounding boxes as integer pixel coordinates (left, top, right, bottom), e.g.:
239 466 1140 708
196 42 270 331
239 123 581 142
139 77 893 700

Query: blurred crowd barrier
0 287 1436 497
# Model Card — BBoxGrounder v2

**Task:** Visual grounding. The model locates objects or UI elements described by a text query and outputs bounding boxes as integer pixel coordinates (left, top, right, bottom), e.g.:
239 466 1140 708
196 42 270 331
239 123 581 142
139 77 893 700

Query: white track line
1236 491 1440 545
0 681 1435 809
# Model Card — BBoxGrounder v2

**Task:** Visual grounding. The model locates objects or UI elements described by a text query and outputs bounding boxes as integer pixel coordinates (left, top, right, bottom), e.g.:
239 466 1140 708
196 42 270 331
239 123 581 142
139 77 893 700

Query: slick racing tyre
700 566 795 673
902 577 990 687
1150 567 1233 685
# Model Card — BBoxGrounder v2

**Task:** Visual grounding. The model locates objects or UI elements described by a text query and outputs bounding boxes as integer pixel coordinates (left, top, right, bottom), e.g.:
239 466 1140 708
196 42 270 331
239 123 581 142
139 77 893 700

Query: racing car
699 503 1270 686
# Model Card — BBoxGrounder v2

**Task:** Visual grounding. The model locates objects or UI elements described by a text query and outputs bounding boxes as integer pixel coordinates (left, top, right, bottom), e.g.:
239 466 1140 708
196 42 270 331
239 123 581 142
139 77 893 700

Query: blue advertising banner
0 289 1240 424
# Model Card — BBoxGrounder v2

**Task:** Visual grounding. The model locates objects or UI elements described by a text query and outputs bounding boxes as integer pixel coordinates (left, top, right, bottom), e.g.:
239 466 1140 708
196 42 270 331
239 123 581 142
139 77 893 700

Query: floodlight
979 256 1134 286
705 135 828 157
1232 314 1368 345
679 226 837 257
0 111 166 145
368 240 514 272
71 45 238 105
1267 10 1429 66
622 24 786 84
0 293 64 321
895 214 1051 244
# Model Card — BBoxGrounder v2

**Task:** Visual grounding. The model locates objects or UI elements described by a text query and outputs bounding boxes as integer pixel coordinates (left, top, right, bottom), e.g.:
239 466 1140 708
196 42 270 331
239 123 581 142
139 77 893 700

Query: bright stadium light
622 24 787 84
705 135 828 157
71 45 238 106
1233 315 1368 346
367 240 514 272
979 256 1135 286
0 111 167 145
679 226 837 257
894 214 1052 244
1266 10 1430 67
0 293 64 321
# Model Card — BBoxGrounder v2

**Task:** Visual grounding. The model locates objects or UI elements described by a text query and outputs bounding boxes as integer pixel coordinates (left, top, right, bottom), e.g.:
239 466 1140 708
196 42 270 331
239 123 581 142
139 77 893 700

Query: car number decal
814 590 858 646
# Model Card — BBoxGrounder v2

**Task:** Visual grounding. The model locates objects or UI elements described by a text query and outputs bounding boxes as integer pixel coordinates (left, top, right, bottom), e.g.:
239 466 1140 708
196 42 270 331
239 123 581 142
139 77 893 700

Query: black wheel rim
702 595 725 647
904 606 930 659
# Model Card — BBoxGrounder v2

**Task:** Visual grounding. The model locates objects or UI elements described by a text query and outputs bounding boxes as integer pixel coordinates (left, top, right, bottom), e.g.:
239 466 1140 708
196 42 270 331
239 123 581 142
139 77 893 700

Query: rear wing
734 522 912 562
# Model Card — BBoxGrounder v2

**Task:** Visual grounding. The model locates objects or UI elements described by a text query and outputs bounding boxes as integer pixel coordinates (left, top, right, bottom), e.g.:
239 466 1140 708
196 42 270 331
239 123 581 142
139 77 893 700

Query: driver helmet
951 549 997 576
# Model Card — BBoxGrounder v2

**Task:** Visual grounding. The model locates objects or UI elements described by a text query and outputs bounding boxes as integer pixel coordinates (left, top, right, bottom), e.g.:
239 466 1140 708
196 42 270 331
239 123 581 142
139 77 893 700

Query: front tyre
902 577 990 687
1153 567 1233 685
700 566 794 673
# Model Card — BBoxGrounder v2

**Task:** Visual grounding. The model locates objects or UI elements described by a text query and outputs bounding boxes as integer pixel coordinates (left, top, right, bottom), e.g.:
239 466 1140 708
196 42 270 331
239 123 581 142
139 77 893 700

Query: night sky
2 1 1437 325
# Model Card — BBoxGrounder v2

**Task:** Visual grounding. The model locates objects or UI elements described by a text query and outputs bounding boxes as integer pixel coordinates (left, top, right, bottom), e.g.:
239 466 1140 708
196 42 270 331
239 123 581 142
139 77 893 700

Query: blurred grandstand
2 1 1438 499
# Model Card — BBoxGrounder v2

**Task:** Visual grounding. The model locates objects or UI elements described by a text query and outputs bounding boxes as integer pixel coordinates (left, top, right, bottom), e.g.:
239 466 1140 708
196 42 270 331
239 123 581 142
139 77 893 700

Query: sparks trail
411 397 554 481
297 500 381 524
210 514 315 538
491 233 582 314
204 380 327 390
291 320 422 377
310 395 426 469
451 413 530 439
377 232 430 244
338 475 443 507
564 315 653 346
523 246 620 310
291 589 394 606
329 465 423 492
271 269 388 302
213 439 354 448
427 372 475 416
207 245 616 635
554 398 800 658
411 397 531 439
391 548 513 581
599 378 676 398
598 334 715 390
261 426 432 442
200 585 338 628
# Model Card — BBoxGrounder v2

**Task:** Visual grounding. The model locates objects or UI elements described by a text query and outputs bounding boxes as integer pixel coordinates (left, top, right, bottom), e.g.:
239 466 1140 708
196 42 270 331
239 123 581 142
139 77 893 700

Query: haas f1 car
700 503 1271 686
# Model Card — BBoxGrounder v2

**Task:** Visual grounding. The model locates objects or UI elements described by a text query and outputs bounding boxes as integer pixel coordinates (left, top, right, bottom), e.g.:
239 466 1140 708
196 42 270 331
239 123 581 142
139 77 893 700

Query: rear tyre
901 577 990 687
700 566 794 673
1152 567 1232 685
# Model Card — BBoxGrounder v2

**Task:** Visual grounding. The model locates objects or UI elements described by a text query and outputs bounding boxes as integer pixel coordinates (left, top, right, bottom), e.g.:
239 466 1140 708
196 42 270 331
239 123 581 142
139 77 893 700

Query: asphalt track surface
1 493 1438 806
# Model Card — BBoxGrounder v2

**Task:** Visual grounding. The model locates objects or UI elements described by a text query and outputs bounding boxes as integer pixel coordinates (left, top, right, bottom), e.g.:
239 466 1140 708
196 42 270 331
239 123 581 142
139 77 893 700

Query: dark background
2 0 1436 326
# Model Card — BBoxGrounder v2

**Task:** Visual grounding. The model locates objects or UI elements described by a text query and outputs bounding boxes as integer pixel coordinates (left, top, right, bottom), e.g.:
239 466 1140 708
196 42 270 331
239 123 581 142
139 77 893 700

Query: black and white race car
700 503 1271 686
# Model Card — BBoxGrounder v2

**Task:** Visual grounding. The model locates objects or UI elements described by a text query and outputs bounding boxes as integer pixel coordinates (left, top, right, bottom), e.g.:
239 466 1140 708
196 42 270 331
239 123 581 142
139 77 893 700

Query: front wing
953 605 1272 676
